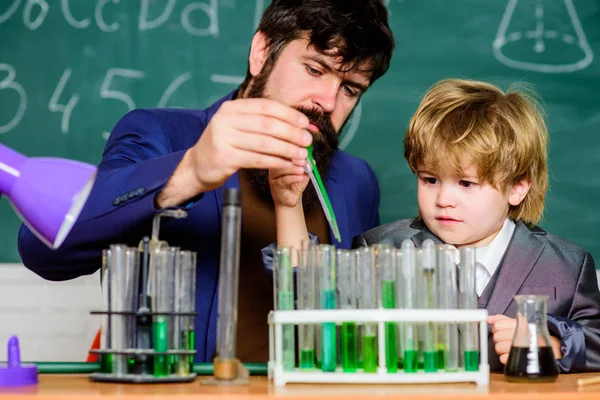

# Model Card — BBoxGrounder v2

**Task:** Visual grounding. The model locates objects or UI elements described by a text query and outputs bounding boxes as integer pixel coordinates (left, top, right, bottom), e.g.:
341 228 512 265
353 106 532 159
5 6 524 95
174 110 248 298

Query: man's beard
244 63 339 213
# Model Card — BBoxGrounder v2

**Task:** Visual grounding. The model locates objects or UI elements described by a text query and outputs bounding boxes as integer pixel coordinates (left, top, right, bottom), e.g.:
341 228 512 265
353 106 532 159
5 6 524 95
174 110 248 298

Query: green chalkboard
1 0 599 265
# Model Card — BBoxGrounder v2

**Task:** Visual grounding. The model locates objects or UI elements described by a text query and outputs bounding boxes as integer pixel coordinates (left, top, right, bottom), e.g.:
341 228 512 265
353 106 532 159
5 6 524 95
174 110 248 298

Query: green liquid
300 349 315 370
423 351 437 372
403 350 418 373
341 322 358 372
436 347 446 370
464 350 480 371
321 289 337 372
174 330 195 375
279 291 295 371
187 330 195 372
100 354 112 373
382 280 398 373
153 318 169 377
361 335 378 373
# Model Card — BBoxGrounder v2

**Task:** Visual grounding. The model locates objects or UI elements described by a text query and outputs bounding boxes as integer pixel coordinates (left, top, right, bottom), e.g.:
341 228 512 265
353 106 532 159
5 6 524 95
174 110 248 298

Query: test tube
336 249 358 372
401 240 418 372
437 245 459 372
459 247 479 371
110 245 128 376
152 246 177 377
100 249 112 373
126 247 141 372
274 246 295 371
419 239 438 372
359 247 378 373
317 244 337 372
394 249 404 369
375 245 398 373
176 250 196 375
297 244 316 370
214 188 242 376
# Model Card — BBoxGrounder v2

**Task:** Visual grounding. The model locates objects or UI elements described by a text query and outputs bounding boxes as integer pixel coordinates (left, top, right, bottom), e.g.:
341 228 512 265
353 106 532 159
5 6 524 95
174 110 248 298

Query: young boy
268 78 600 372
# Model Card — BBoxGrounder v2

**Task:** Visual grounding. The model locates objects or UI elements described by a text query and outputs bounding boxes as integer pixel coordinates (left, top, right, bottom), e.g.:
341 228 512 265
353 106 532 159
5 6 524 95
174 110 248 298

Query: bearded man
18 0 395 363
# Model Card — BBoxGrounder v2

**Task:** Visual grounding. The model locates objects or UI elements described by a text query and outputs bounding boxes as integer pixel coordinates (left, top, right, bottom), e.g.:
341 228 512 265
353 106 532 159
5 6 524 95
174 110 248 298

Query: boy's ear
508 178 532 206
248 31 269 77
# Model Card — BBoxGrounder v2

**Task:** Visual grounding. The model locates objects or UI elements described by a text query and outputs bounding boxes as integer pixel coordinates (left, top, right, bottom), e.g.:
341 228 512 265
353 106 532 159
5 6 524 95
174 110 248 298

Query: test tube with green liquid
375 245 398 373
419 239 438 372
437 246 459 372
336 249 358 372
177 250 196 375
394 249 404 369
459 247 479 371
401 240 418 372
168 247 180 373
359 247 378 373
298 242 316 370
152 246 177 377
274 246 295 371
317 244 337 372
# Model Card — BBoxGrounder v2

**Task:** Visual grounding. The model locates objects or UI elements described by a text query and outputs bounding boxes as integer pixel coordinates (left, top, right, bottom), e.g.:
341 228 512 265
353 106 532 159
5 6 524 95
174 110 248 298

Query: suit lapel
409 220 443 247
485 222 545 316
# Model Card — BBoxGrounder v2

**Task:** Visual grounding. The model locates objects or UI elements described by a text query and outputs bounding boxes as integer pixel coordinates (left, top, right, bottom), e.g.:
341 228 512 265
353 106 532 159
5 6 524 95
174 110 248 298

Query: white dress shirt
450 218 516 296
472 218 516 296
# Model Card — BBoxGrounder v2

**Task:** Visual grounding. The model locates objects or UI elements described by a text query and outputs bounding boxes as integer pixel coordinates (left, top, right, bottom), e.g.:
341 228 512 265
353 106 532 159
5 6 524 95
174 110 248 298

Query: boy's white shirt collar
477 217 516 281
449 217 516 295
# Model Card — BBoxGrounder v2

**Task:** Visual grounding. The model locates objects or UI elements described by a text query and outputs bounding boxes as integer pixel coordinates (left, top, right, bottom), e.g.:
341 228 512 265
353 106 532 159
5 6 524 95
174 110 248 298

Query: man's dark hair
240 0 395 92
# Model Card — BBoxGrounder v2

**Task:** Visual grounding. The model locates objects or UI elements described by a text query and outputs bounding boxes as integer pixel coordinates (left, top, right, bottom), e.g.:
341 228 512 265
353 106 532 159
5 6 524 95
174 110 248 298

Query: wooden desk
1 373 600 399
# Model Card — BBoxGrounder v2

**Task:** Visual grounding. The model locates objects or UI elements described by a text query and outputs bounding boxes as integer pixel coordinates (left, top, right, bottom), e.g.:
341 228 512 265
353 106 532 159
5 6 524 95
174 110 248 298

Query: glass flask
504 295 559 382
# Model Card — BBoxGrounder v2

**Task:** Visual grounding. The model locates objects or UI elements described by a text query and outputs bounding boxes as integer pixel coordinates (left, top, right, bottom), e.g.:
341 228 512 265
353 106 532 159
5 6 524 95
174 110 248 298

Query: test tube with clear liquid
213 188 244 381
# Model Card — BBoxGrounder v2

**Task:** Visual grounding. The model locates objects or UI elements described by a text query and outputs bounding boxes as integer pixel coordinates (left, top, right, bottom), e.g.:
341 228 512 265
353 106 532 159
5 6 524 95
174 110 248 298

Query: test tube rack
88 238 198 383
268 308 489 386
88 308 198 383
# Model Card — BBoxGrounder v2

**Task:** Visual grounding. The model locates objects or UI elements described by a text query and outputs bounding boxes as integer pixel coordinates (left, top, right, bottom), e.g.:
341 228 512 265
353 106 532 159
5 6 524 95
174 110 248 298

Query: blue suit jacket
17 91 381 361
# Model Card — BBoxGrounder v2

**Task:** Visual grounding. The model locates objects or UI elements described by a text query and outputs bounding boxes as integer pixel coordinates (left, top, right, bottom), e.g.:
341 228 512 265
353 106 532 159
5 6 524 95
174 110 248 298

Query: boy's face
417 163 530 248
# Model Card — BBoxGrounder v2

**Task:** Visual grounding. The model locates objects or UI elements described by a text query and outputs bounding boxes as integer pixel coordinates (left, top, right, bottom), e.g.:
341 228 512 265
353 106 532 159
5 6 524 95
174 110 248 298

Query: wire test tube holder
268 308 489 386
89 210 198 383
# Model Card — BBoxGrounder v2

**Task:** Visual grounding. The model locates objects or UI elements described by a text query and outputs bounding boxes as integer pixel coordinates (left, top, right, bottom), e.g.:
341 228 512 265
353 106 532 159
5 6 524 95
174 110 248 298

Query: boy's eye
422 177 438 184
459 180 476 188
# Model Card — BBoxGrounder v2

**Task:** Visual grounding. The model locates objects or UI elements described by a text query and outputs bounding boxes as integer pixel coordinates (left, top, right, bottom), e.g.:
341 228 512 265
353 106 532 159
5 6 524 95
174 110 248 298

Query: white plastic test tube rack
268 308 489 386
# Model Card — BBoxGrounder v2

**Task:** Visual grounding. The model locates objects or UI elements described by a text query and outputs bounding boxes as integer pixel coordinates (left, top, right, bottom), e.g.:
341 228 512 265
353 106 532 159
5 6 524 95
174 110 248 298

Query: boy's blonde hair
404 78 549 225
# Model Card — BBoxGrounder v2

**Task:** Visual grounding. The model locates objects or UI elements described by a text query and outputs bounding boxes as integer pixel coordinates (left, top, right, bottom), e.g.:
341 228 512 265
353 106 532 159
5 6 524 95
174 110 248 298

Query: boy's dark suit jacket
353 218 600 372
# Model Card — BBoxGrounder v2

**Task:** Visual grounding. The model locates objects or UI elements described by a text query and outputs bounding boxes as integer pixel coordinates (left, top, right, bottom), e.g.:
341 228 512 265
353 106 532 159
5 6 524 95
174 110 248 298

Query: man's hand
489 314 563 365
156 98 313 208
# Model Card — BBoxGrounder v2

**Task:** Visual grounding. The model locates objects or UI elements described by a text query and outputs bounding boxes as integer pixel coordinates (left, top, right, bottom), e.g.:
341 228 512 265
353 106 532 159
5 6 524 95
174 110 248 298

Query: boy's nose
436 186 457 208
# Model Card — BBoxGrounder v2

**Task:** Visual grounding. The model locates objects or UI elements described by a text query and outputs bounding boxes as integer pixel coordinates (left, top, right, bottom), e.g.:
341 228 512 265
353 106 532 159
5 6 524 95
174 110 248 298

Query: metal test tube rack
89 210 198 383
